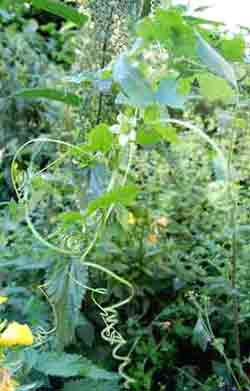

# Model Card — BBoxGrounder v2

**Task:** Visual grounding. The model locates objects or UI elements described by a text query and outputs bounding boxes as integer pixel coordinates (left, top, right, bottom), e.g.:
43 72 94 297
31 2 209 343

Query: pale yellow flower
0 322 34 347
0 297 8 305
128 212 136 225
156 216 169 228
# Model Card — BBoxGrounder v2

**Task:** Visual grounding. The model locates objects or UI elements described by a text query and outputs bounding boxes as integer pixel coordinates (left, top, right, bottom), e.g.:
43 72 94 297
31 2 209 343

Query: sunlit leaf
221 35 245 62
197 73 235 103
136 128 162 145
88 124 113 153
137 9 196 57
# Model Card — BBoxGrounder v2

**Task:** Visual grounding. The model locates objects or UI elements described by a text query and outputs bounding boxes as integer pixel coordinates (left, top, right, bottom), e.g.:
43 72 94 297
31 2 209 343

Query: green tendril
11 136 136 387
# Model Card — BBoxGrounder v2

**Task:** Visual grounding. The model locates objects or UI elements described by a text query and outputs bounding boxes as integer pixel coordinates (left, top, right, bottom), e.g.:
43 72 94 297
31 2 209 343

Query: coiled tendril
11 137 136 387
10 116 225 387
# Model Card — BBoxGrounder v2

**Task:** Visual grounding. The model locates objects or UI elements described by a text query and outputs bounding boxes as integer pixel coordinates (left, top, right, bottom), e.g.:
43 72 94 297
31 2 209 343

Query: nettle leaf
29 0 88 26
196 32 237 88
221 35 245 62
14 88 81 106
197 73 235 103
88 124 113 153
192 317 210 352
46 260 88 348
35 352 118 379
63 379 121 391
86 184 138 216
113 55 155 107
156 76 189 109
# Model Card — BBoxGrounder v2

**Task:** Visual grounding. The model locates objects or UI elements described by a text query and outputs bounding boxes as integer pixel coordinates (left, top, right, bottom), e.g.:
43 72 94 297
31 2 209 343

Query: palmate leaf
14 88 81 106
28 0 88 26
63 379 121 391
46 259 88 348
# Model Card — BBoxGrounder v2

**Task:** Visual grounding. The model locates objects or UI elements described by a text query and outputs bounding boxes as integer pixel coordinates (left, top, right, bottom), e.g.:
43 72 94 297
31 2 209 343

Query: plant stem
231 204 241 361
228 129 241 362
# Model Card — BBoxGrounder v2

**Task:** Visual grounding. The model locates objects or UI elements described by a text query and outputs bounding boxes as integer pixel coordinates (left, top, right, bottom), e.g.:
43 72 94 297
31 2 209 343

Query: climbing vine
1 0 250 390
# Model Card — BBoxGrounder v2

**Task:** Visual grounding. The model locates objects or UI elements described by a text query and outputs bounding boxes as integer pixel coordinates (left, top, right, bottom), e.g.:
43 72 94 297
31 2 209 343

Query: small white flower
110 124 120 134
119 130 136 146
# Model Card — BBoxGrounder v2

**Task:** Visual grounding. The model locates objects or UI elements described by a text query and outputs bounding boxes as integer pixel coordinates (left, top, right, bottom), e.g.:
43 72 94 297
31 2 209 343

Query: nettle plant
3 0 250 389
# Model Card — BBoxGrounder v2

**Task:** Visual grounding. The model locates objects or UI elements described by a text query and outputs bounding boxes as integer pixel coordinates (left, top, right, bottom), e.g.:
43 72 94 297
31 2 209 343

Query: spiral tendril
11 136 136 387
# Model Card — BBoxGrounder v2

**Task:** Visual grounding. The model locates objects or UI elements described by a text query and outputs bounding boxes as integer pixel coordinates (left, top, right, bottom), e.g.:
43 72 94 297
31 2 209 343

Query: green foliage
29 0 88 26
137 8 196 57
46 259 88 348
221 35 246 62
113 55 155 108
156 76 189 109
35 352 118 379
14 88 81 106
87 124 114 153
86 184 138 216
2 1 250 391
196 32 237 88
197 73 235 103
62 379 121 391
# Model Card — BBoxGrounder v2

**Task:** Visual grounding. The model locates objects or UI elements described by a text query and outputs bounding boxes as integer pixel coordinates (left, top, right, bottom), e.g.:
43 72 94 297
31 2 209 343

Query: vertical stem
231 203 241 361
228 129 241 362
